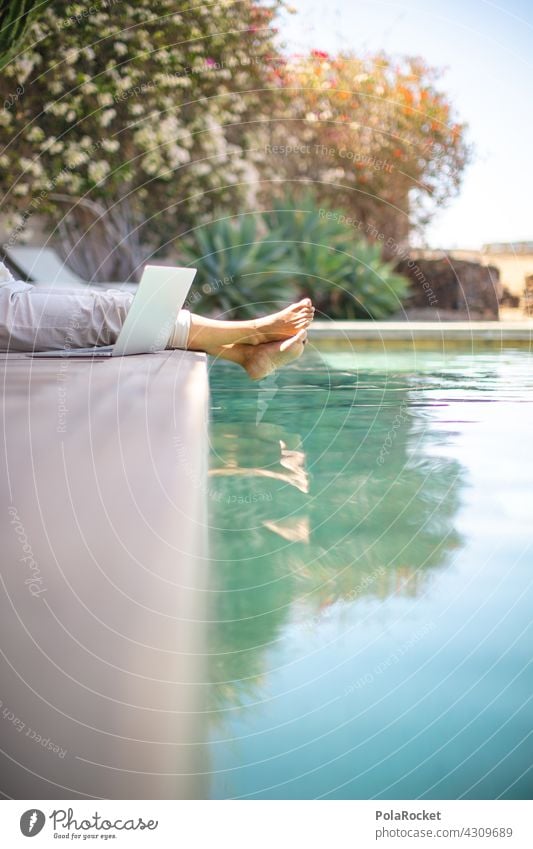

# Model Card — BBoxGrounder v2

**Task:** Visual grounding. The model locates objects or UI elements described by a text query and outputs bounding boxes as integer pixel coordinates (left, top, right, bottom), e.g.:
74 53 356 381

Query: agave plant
176 214 296 318
262 193 409 319
325 238 410 319
176 195 409 319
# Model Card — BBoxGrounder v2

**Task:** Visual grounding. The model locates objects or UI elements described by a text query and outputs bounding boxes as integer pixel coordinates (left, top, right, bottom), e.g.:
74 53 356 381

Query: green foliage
0 0 286 280
178 195 409 319
264 197 409 318
177 215 290 317
0 0 52 62
0 0 467 296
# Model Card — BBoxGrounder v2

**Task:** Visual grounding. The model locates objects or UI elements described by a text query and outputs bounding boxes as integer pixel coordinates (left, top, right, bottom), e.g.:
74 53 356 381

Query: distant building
412 243 533 299
480 242 533 298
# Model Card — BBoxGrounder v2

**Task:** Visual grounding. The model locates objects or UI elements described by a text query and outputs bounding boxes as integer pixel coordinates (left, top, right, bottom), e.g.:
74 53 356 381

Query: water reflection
207 351 464 709
210 426 309 494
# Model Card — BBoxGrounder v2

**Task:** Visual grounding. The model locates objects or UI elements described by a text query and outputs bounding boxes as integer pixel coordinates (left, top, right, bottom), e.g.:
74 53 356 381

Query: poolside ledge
0 350 210 799
309 319 533 344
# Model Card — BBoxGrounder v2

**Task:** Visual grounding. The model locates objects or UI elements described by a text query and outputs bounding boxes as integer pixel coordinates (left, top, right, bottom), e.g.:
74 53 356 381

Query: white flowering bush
0 0 285 280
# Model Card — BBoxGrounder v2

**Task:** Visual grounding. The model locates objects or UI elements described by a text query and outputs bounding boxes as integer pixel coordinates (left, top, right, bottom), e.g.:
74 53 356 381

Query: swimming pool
206 343 533 800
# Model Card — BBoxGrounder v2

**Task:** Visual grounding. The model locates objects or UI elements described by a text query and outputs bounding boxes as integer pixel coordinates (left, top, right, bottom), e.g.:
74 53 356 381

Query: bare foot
251 299 314 344
243 329 307 380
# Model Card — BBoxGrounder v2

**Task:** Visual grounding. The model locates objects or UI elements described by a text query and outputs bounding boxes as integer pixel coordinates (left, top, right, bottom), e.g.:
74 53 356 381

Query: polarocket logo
20 809 46 837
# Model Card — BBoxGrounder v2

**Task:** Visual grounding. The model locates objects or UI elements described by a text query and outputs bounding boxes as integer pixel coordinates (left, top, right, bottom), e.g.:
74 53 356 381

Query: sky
278 0 533 250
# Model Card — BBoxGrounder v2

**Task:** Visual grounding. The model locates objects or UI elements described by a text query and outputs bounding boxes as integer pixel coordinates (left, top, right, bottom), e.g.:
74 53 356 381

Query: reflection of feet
263 517 310 543
243 330 307 381
279 440 309 493
209 434 309 492
252 299 314 344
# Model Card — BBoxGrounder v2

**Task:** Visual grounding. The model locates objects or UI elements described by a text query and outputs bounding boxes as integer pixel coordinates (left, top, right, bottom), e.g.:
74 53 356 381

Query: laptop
29 265 196 358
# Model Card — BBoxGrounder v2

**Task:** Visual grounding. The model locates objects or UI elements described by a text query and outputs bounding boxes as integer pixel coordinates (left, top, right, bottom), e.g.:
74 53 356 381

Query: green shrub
176 215 291 318
262 194 410 319
0 0 53 61
0 0 286 281
176 194 409 319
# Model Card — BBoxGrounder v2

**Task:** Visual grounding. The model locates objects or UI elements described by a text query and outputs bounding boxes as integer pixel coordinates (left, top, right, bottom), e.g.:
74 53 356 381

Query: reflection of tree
207 357 464 710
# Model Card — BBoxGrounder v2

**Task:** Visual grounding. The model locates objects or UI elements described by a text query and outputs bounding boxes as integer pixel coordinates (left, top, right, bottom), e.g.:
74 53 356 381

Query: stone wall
397 257 501 319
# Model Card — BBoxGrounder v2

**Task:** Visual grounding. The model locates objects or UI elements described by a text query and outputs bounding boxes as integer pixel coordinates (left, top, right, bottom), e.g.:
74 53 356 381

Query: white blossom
65 48 79 65
27 126 45 142
88 160 111 183
102 139 120 152
100 109 117 127
64 148 88 168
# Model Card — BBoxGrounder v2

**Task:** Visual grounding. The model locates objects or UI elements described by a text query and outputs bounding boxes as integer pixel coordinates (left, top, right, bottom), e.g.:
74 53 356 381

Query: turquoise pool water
206 345 533 800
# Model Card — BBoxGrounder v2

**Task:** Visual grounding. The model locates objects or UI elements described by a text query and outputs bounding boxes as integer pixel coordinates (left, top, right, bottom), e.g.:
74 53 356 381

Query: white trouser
0 264 191 353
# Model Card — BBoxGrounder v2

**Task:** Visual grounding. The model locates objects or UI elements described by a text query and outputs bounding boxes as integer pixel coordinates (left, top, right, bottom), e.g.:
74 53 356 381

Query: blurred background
2 2 532 802
1 0 532 319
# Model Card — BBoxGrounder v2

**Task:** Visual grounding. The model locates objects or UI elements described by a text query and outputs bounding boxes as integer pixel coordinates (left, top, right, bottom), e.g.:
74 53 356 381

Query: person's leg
200 329 307 380
185 298 314 350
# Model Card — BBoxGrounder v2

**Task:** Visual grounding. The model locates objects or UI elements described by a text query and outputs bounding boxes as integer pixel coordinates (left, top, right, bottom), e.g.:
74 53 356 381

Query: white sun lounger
4 245 135 292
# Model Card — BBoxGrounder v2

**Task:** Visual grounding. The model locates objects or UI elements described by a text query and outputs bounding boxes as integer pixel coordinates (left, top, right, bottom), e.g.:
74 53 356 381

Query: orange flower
397 85 413 106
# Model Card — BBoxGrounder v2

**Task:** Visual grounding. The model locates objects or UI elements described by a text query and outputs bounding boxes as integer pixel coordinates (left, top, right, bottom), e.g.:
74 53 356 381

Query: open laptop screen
28 265 197 358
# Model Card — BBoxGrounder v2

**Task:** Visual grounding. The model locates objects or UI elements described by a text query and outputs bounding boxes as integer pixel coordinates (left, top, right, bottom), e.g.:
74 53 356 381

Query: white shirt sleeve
0 263 134 352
